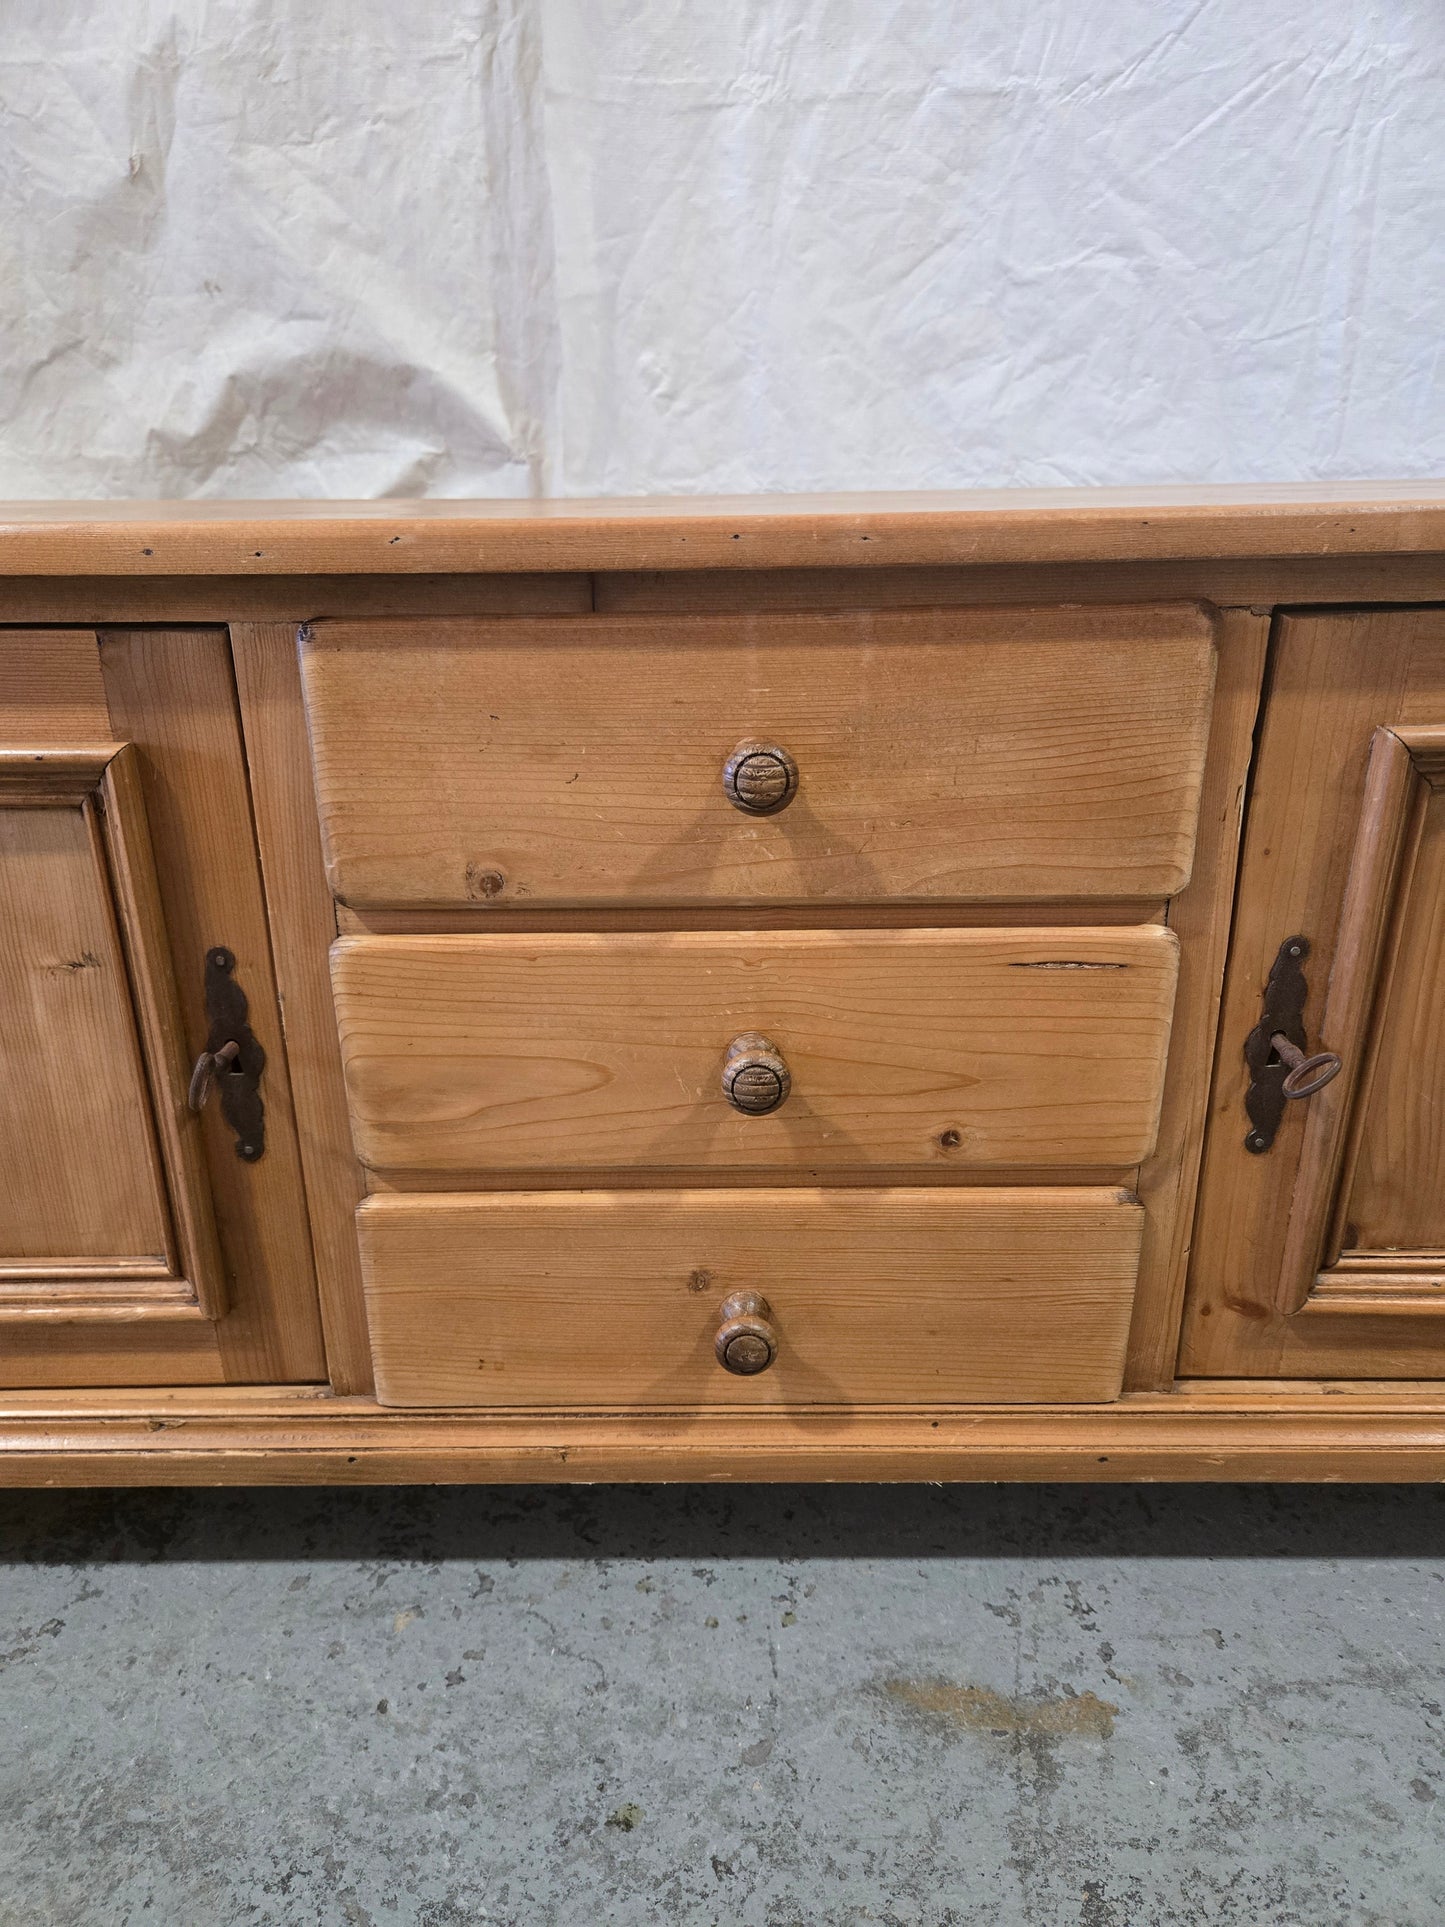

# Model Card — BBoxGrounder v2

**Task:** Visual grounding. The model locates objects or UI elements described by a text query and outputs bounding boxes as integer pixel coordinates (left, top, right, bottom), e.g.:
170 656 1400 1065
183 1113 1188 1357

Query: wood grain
0 743 228 1338
0 1321 226 1391
5 500 1445 1464
95 745 227 1319
0 556 1443 628
1272 728 1433 1304
331 926 1179 1175
300 606 1218 907
0 576 593 621
1 483 1444 575
1341 773 1445 1253
0 628 109 738
595 556 1445 614
0 654 234 1383
7 1380 1445 1482
99 629 327 1382
228 622 374 1393
1124 610 1272 1388
357 1188 1143 1409
0 785 172 1269
1182 610 1445 1378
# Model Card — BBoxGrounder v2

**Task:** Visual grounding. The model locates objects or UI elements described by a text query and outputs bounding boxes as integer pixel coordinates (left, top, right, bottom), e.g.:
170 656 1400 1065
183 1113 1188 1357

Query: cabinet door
0 628 327 1387
1183 609 1445 1376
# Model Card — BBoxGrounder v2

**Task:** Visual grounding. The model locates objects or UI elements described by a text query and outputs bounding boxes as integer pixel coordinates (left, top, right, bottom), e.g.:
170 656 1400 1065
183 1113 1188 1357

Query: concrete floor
1 1484 1443 1925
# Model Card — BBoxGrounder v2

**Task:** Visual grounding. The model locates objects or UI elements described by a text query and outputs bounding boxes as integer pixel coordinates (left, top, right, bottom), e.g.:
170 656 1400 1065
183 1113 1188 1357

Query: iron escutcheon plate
202 946 266 1161
1242 934 1313 1154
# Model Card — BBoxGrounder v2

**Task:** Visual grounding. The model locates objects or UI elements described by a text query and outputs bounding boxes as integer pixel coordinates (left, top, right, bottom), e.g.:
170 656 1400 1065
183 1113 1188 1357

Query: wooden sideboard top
0 482 1443 576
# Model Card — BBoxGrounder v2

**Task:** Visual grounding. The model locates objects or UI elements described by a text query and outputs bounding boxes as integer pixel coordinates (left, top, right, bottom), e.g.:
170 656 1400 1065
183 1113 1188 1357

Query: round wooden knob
722 1033 791 1115
722 741 798 815
714 1291 777 1375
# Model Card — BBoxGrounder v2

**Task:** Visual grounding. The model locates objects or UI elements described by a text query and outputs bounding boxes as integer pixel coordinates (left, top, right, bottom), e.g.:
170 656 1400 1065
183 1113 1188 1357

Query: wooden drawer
358 1189 1143 1408
299 605 1217 909
331 925 1178 1174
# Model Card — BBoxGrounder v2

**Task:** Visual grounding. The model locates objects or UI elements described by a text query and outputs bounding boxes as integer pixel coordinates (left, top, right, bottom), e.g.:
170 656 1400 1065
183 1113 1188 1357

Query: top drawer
299 605 1217 910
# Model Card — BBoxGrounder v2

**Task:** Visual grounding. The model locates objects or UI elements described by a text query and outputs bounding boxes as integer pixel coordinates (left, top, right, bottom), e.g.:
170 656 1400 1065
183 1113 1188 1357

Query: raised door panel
298 606 1218 909
1 785 173 1266
1182 610 1445 1376
0 745 223 1320
1341 756 1445 1253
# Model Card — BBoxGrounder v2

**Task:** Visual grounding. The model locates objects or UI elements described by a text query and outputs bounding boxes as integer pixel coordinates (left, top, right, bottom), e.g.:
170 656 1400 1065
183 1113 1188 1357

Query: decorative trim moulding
3 1388 1445 1485
1 484 1445 576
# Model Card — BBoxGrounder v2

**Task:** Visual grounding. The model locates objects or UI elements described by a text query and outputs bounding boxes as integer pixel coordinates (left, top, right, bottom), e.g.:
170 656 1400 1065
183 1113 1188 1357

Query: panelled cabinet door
1182 609 1445 1377
0 744 225 1321
0 626 328 1390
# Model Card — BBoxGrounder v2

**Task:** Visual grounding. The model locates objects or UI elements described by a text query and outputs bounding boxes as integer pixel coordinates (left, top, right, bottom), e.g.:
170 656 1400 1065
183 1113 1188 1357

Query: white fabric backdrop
2 2 1441 497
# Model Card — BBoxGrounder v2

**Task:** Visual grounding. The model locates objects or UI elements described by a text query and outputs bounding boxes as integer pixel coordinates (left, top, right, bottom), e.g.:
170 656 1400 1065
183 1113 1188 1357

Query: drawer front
300 606 1217 908
358 1189 1143 1408
332 925 1178 1173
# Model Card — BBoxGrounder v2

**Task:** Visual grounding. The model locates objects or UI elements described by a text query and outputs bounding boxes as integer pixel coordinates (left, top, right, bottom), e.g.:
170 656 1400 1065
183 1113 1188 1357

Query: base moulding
3 1383 1445 1485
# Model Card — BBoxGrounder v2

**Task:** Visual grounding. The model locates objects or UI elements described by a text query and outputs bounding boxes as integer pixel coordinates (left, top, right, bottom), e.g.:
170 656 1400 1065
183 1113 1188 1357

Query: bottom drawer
358 1189 1142 1409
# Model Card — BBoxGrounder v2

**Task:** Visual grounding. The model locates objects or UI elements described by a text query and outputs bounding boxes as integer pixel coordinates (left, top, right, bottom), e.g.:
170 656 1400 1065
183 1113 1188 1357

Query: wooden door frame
1181 607 1445 1377
0 742 224 1325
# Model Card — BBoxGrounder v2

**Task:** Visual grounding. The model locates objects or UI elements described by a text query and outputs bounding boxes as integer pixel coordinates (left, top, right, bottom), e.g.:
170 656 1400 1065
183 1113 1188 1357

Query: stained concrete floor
2 1484 1444 1926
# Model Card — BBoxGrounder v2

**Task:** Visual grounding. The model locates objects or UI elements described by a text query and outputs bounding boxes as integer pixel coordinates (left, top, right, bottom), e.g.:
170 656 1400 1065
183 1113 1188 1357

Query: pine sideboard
5 486 1445 1483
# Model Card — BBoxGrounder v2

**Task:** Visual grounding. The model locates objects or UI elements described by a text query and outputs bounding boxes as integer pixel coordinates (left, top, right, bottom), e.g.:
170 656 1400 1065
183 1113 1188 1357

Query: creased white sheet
1 2 1441 497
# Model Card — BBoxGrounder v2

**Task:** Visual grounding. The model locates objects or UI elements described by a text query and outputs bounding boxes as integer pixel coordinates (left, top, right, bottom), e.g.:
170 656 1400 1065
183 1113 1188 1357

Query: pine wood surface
594 556 1445 614
0 556 1442 629
357 1188 1143 1409
1182 611 1445 1377
0 634 232 1383
300 605 1217 908
331 926 1178 1175
0 776 173 1269
0 742 230 1330
0 1324 227 1392
1 483 1444 576
1344 757 1445 1251
229 623 375 1394
81 744 229 1319
1125 610 1272 1388
4 499 1445 1472
98 631 327 1382
3 1380 1445 1483
0 627 110 736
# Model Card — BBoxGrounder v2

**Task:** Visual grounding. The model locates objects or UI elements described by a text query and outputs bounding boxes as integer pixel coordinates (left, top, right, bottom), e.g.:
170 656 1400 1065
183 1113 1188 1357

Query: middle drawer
331 925 1178 1175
